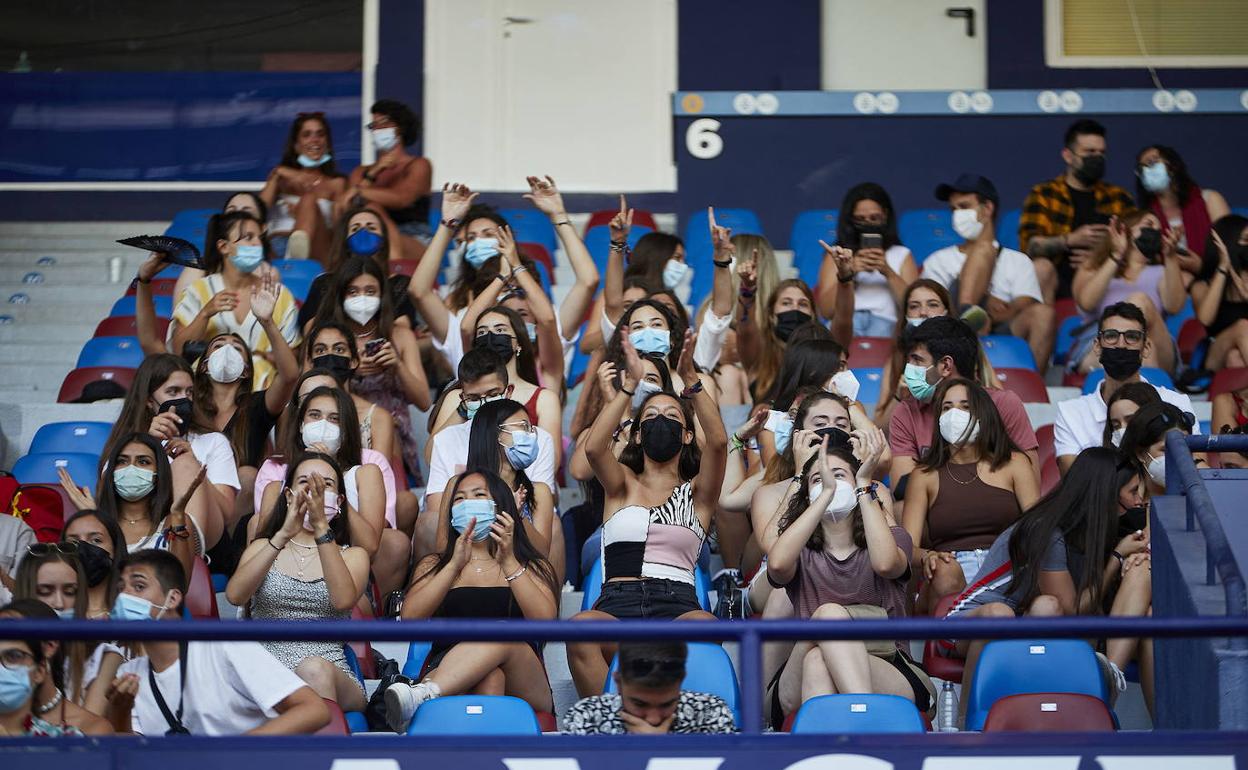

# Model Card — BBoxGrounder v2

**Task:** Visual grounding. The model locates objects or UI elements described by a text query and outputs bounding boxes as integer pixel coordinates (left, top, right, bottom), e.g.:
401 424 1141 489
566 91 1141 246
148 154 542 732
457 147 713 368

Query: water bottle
938 680 959 732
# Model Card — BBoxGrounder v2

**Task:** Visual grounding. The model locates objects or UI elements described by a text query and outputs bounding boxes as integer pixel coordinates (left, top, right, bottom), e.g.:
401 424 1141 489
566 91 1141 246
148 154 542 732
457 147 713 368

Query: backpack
9 485 65 543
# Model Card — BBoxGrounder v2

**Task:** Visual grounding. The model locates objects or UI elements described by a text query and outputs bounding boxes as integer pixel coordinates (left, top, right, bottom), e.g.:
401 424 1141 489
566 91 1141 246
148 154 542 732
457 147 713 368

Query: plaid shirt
1018 175 1136 256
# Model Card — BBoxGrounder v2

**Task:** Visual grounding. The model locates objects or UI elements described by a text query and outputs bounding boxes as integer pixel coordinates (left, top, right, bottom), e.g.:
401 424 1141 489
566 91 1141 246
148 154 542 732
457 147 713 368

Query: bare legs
567 607 713 698
422 642 553 712
294 656 367 712
1010 302 1057 374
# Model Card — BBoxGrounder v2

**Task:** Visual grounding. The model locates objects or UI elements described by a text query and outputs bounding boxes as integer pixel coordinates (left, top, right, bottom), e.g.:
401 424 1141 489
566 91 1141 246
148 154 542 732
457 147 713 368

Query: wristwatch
314 530 336 546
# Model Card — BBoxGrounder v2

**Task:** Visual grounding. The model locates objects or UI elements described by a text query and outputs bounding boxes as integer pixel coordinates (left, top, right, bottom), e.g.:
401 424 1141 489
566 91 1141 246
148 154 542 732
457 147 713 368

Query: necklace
284 539 318 579
121 515 148 525
469 555 497 574
946 462 979 486
35 688 63 715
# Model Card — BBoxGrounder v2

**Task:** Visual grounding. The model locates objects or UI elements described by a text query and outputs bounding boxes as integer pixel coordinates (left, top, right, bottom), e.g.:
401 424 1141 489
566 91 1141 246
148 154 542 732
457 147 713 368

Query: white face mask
827 370 860 402
1110 427 1125 447
809 480 858 522
1147 453 1166 485
938 407 980 446
301 419 342 454
371 127 399 152
952 207 984 240
662 259 690 289
343 295 381 325
206 344 246 384
632 379 663 409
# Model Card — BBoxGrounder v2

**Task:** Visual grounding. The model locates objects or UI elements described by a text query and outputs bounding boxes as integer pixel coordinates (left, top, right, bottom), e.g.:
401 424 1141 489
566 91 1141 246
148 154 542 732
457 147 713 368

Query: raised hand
735 406 770 443
441 182 479 223
1161 224 1183 261
148 411 183 441
138 251 168 284
489 509 518 572
1107 216 1130 262
496 224 520 268
792 428 822 471
820 240 855 281
251 270 277 322
609 194 634 245
107 673 141 711
451 518 476 571
202 290 239 318
523 175 566 218
814 436 838 498
304 473 330 537
620 333 646 392
597 361 620 401
57 467 96 512
371 339 399 370
169 464 208 527
738 250 758 293
675 328 698 383
708 207 734 258
849 426 885 484
275 484 307 546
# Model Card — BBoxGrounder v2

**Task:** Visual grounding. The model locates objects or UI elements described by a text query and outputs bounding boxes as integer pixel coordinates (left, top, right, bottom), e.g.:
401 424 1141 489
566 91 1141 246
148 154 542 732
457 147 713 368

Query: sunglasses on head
28 542 79 557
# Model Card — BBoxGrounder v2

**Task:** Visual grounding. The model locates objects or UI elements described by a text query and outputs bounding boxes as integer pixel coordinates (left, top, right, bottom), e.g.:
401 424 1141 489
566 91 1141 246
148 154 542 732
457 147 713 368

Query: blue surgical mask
662 259 689 289
632 379 663 410
55 608 75 620
111 591 168 622
0 665 33 714
347 228 383 257
903 362 937 403
629 328 671 357
231 244 265 274
113 466 155 502
907 316 928 327
463 393 505 421
525 322 537 342
1140 161 1170 193
503 428 539 470
767 410 794 454
450 499 497 541
297 153 331 168
464 238 500 269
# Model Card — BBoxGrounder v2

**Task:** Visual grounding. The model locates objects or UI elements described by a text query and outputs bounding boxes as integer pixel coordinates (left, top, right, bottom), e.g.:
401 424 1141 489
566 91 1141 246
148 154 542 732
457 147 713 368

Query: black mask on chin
311 354 354 384
1099 346 1142 381
156 397 194 436
774 310 812 342
74 541 115 587
1074 154 1106 185
639 414 685 463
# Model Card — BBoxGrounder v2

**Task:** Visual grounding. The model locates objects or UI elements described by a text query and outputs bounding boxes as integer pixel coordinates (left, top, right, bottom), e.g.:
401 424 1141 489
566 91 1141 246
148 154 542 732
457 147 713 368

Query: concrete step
0 236 148 251
0 343 91 364
0 283 129 305
0 221 166 237
0 323 98 344
0 363 75 389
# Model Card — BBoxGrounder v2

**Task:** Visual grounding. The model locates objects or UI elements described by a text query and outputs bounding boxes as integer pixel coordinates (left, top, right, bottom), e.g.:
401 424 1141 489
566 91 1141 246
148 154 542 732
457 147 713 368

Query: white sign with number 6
686 118 723 160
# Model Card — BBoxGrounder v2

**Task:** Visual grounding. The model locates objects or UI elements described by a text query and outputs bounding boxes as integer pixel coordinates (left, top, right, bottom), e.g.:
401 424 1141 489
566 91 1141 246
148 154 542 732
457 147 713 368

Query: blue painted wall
677 0 821 91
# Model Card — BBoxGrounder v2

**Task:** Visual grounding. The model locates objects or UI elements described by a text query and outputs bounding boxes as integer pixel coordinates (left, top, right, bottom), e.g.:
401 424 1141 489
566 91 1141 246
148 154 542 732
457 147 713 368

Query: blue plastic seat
898 208 961 266
1053 316 1084 365
684 208 763 304
499 209 558 253
29 421 114 456
850 367 885 411
77 336 145 369
580 557 711 613
998 209 1022 251
280 273 316 304
407 694 540 735
789 209 840 287
1165 297 1194 339
401 640 433 679
981 335 1037 370
791 693 926 734
583 224 653 275
12 452 100 494
341 643 373 733
110 295 172 318
604 642 741 724
271 259 323 284
163 208 216 248
1082 367 1175 395
964 639 1108 731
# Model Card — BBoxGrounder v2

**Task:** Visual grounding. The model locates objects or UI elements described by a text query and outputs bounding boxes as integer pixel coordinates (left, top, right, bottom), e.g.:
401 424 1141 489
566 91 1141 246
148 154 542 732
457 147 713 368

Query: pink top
889 387 1038 460
253 447 397 527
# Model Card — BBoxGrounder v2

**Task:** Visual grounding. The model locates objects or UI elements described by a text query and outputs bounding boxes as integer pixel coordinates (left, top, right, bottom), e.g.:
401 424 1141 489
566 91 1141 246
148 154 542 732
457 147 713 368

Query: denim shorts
593 578 701 619
853 309 897 337
953 549 990 583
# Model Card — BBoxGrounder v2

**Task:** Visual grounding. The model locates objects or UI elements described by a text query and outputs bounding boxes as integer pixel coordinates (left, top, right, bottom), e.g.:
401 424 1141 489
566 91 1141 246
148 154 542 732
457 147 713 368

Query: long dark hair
919 377 1019 472
14 550 90 699
472 305 540 386
623 231 684 289
425 468 558 596
1134 144 1196 208
618 391 701 480
836 182 902 249
447 206 511 313
96 433 174 535
1102 382 1162 447
1119 400 1194 462
277 385 364 468
279 113 342 176
767 338 847 411
754 278 821 402
62 509 126 598
193 332 255 464
202 210 268 275
1006 447 1141 612
465 398 536 514
606 299 686 373
763 389 851 484
313 255 396 339
1199 214 1248 283
328 205 393 273
256 452 351 546
106 353 207 453
779 449 866 552
222 190 268 222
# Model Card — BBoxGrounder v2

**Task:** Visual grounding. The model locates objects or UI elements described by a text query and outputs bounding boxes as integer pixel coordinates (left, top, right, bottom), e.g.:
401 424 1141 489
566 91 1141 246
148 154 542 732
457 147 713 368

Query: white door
424 0 677 192
821 0 987 90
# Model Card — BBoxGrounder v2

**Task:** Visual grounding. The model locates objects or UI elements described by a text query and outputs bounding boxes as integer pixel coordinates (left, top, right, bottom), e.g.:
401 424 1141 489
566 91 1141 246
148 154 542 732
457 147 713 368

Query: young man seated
562 642 735 735
106 549 329 736
1054 301 1197 474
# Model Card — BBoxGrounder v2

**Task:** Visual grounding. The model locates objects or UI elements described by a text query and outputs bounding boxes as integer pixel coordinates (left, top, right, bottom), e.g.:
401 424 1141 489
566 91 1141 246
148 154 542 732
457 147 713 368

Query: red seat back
584 209 657 233
993 368 1049 403
518 242 555 283
983 692 1115 732
389 258 419 278
846 337 894 369
94 316 170 340
1054 298 1078 325
1211 368 1248 400
921 594 965 684
185 557 219 619
58 367 136 403
348 605 378 679
316 698 350 735
1035 423 1059 495
1177 318 1207 365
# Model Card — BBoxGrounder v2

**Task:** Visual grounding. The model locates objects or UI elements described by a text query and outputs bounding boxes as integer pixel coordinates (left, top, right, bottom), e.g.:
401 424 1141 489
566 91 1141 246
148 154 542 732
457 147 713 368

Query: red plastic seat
93 315 170 340
1035 423 1060 494
347 606 378 679
316 698 350 735
921 594 964 684
993 367 1049 403
518 242 555 284
846 337 893 369
983 692 1115 732
1210 368 1248 399
124 278 178 296
185 557 219 619
584 209 657 233
57 366 136 403
1054 298 1078 325
1177 318 1207 365
389 258 419 278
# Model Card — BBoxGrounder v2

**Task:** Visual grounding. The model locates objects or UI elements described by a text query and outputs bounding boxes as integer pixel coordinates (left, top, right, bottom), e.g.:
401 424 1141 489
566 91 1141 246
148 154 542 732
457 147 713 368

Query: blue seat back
29 421 114 456
1165 297 1194 339
407 695 540 735
401 640 433 679
499 208 558 253
850 367 885 411
163 208 217 247
791 693 926 734
1053 316 1084 364
789 209 840 287
898 208 961 266
110 295 172 318
581 557 711 612
271 259 323 284
605 642 741 725
1082 367 1175 395
998 209 1022 250
684 208 763 304
77 336 145 369
964 639 1108 731
981 335 1038 370
280 273 316 303
12 452 101 494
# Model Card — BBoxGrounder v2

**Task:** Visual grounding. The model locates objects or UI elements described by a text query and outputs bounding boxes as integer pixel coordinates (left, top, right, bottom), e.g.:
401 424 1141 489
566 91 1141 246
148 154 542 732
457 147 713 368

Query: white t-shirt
921 243 1044 305
1053 378 1199 458
693 306 733 372
431 306 469 373
187 431 241 490
118 640 306 736
853 244 912 323
424 420 557 500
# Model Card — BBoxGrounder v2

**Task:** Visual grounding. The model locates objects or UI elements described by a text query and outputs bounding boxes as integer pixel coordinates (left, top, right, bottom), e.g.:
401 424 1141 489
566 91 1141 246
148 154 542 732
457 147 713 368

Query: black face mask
1100 346 1142 381
1231 243 1248 271
1134 227 1162 261
639 414 685 463
157 397 194 436
75 541 115 587
774 310 812 342
311 354 354 384
476 332 516 364
1118 505 1148 539
1074 154 1106 185
813 426 853 451
181 340 208 367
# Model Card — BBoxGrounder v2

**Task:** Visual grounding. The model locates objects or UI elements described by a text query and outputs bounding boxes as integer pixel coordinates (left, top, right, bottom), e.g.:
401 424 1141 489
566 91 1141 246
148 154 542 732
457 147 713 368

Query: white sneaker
384 680 440 733
286 230 309 260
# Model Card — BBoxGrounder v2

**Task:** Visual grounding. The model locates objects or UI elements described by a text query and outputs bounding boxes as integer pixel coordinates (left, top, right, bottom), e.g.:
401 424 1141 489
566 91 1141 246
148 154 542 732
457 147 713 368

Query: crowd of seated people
4 110 1244 737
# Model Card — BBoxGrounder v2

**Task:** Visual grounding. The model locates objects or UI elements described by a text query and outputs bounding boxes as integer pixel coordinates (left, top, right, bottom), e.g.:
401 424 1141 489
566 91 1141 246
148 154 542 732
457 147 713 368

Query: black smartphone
860 233 883 250
364 339 385 357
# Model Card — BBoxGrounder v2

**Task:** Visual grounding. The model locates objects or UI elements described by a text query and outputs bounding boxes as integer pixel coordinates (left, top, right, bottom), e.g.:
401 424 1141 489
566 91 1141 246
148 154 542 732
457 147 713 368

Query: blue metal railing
5 615 1248 734
1164 432 1248 620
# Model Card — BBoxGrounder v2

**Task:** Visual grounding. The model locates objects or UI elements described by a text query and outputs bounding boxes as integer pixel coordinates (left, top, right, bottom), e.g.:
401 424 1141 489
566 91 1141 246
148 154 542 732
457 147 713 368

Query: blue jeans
853 309 897 337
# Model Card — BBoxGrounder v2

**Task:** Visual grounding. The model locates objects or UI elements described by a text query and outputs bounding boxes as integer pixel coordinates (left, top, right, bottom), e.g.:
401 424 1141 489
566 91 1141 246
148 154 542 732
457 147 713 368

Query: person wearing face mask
888 317 1038 488
874 280 957 430
1072 210 1185 375
567 330 727 699
1134 144 1229 271
170 211 301 389
1054 303 1197 474
0 632 84 737
1020 119 1137 304
260 112 347 264
766 435 935 729
1118 400 1198 494
60 510 125 621
227 454 370 711
1101 382 1162 450
1192 215 1248 374
299 324 399 464
108 549 329 735
741 279 823 404
922 174 1053 369
382 470 559 733
902 378 1038 613
338 99 432 263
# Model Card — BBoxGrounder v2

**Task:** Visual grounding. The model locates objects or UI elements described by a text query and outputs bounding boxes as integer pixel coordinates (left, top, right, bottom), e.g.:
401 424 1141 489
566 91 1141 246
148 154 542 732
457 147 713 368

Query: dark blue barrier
0 72 361 182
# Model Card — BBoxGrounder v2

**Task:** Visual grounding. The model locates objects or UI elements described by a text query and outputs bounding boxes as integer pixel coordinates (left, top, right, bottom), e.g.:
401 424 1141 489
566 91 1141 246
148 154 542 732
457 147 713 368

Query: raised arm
584 356 638 499
852 429 907 578
253 271 300 414
499 225 564 386
305 474 369 611
1159 226 1188 316
227 482 304 606
1194 230 1235 326
525 175 600 339
135 252 170 355
1073 218 1127 314
409 182 478 342
677 330 728 513
603 196 633 323
490 508 557 619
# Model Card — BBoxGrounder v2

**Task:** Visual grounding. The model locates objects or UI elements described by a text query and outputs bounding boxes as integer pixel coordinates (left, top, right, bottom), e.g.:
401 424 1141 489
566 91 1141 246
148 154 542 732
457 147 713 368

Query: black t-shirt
225 390 278 468
1069 187 1099 230
297 273 419 331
